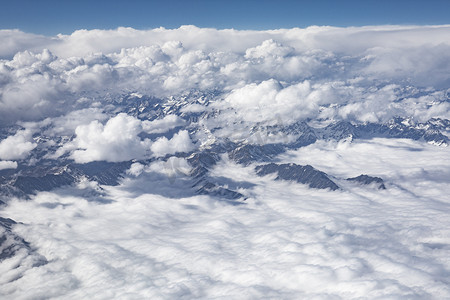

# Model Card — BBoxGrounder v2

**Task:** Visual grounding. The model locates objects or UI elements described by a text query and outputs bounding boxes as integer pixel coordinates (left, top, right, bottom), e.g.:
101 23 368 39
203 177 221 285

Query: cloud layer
0 26 449 299
1 137 450 299
1 25 449 126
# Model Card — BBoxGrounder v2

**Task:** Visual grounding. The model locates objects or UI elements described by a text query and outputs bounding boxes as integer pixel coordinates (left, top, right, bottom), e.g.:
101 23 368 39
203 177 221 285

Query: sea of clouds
1 25 450 126
1 25 450 299
2 139 450 299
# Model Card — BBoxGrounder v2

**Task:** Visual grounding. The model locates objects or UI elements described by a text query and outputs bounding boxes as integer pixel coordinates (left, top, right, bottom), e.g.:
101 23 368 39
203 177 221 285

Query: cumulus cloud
220 79 319 125
0 30 56 59
63 113 193 163
138 157 192 180
126 162 145 177
150 130 195 157
0 49 69 125
0 160 17 170
0 129 36 160
142 115 185 134
1 26 450 126
46 108 109 136
70 113 151 163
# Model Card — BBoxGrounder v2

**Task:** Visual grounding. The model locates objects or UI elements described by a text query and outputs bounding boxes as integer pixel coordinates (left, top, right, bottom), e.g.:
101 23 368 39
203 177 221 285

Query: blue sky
1 0 450 35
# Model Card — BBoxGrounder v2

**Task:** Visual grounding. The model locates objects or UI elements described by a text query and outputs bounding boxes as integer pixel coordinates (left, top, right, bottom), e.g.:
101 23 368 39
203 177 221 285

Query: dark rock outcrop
255 163 339 190
13 166 81 195
0 161 132 200
73 161 132 186
317 118 449 146
0 217 48 269
347 174 386 189
228 144 285 165
0 217 29 260
195 181 244 200
187 151 245 200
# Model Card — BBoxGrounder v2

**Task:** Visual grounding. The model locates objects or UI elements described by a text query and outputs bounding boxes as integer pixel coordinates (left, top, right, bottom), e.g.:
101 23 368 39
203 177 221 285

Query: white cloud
147 157 192 178
0 160 17 170
46 108 108 136
1 137 450 299
126 162 145 177
0 25 450 299
70 113 151 163
3 25 449 59
179 103 206 113
142 115 185 134
150 130 195 157
1 26 450 126
245 39 294 59
66 114 194 163
0 129 36 160
0 30 56 59
278 138 450 183
217 79 341 127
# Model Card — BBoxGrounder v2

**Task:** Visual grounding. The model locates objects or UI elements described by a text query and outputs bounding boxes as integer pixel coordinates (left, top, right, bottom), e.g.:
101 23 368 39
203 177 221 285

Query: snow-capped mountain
1 90 447 202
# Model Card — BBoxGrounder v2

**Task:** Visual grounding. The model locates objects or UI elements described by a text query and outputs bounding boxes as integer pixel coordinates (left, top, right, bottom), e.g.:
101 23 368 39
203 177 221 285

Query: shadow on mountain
346 175 386 190
255 163 340 190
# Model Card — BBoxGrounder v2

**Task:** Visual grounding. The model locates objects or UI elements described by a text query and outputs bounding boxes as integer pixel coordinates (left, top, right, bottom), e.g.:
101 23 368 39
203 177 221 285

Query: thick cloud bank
0 25 450 299
1 25 450 126
1 138 450 299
